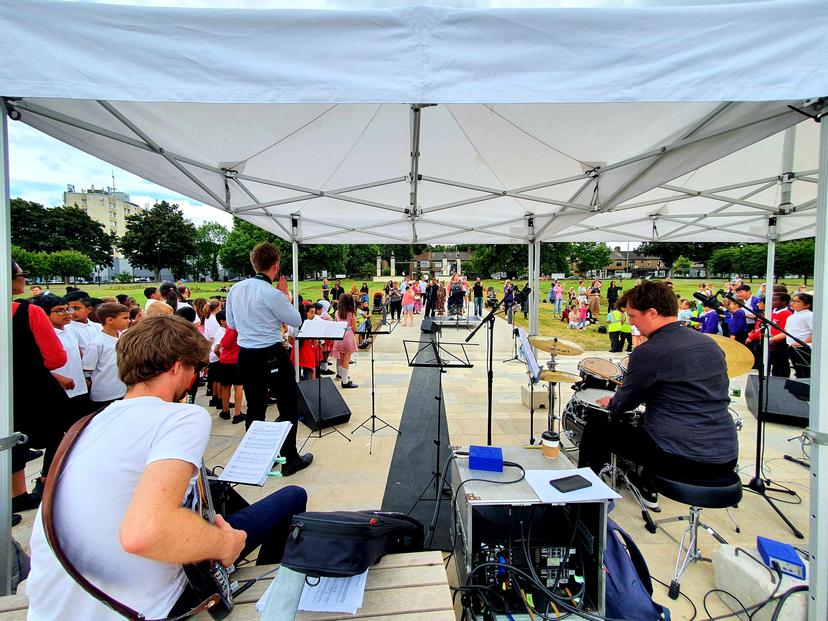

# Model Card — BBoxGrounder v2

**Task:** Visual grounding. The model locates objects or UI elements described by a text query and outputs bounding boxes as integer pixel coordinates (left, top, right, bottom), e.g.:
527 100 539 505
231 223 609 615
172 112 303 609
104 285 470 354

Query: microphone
693 290 722 309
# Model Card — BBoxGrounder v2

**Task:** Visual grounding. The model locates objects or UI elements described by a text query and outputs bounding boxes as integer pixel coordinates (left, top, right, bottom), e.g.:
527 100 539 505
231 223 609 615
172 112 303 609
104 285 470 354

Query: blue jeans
474 297 483 316
554 298 563 315
226 485 308 565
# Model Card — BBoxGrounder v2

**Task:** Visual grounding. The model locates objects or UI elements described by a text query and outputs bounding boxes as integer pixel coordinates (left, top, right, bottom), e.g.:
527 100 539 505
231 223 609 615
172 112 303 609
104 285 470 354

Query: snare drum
619 355 631 375
562 388 640 447
577 357 623 390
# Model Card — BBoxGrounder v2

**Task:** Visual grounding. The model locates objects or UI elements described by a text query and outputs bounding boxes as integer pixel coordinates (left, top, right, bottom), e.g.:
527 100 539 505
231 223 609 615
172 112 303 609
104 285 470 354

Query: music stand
295 321 351 446
352 319 400 454
516 327 543 445
404 337 474 505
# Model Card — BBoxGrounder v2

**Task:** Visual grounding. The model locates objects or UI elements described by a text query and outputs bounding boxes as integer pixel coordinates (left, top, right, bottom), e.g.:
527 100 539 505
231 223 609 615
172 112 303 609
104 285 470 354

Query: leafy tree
345 244 382 277
119 201 197 281
218 218 290 277
672 255 692 276
193 222 229 280
299 245 348 278
708 247 738 277
47 250 94 282
569 242 611 276
465 243 572 278
777 239 815 284
540 243 572 275
12 245 50 279
115 271 134 284
11 199 116 267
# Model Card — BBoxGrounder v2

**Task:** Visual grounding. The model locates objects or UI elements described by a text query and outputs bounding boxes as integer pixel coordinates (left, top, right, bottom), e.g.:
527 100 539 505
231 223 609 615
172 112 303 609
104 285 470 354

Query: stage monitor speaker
744 375 809 427
297 378 352 431
421 318 441 334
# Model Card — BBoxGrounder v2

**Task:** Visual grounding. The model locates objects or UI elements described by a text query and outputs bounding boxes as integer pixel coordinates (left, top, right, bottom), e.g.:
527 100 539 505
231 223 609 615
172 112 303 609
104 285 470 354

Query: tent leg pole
292 240 300 383
808 119 828 621
532 240 540 337
0 112 13 595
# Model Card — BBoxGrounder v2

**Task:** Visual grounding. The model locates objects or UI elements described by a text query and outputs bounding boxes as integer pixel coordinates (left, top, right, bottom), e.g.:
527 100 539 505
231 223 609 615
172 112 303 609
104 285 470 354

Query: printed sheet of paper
525 468 621 504
296 570 368 614
297 320 347 340
217 421 291 486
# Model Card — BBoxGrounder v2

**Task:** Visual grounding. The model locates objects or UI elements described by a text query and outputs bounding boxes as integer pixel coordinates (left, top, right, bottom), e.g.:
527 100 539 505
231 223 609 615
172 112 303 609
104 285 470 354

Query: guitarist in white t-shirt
27 315 308 620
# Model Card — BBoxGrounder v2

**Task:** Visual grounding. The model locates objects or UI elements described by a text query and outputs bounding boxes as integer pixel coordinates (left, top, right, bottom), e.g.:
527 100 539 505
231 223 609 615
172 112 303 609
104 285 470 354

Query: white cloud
8 122 233 228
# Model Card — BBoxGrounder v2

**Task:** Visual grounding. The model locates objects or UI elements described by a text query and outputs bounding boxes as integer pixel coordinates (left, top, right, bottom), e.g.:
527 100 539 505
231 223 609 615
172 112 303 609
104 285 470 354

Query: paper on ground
297 571 368 614
217 420 291 486
524 467 621 504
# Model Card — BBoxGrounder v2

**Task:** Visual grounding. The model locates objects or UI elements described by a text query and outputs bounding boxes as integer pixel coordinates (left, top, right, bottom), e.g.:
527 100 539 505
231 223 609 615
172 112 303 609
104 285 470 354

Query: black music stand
295 322 351 446
404 337 474 505
352 319 400 454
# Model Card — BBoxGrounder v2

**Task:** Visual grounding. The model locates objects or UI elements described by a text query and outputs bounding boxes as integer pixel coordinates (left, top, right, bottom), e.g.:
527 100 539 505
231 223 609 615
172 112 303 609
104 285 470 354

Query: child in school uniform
215 313 246 425
82 303 130 408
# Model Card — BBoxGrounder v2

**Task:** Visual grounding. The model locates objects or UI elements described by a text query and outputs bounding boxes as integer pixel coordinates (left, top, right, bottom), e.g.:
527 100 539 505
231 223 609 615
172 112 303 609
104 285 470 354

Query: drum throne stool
642 471 743 600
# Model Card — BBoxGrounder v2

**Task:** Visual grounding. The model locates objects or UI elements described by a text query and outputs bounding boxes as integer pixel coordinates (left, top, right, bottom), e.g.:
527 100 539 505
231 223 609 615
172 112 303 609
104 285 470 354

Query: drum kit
528 333 753 451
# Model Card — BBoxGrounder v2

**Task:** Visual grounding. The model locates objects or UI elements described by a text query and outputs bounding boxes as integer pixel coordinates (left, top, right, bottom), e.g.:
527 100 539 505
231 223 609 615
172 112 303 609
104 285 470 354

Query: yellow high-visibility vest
607 309 622 332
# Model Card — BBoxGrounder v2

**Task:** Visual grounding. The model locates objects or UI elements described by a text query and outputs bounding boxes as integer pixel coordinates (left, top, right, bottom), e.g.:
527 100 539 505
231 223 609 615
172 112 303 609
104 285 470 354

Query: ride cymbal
529 336 585 356
706 334 754 378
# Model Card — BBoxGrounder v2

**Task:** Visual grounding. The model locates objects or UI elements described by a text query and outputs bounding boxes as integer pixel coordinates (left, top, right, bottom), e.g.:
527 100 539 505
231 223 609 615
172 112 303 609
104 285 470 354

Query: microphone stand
466 297 506 446
719 291 807 539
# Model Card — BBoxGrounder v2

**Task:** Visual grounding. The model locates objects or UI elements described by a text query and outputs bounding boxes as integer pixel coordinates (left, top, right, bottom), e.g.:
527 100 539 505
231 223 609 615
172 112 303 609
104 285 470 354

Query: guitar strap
41 409 222 621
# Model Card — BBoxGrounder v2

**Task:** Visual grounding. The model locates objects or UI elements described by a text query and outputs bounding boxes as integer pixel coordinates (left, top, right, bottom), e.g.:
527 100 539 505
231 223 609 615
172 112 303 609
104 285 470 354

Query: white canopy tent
1 0 827 616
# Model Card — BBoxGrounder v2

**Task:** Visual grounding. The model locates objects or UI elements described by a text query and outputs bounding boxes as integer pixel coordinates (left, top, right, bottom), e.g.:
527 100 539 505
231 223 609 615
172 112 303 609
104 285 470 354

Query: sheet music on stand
217 421 292 486
518 327 542 383
296 320 347 340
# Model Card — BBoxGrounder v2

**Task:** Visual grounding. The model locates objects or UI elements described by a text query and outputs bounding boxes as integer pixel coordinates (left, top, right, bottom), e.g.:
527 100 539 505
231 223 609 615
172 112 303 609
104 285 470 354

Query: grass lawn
31 276 809 351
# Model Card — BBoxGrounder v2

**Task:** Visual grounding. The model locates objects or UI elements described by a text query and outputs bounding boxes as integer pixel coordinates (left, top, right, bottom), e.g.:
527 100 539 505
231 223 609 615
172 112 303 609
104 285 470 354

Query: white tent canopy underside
5 99 822 244
1 0 826 244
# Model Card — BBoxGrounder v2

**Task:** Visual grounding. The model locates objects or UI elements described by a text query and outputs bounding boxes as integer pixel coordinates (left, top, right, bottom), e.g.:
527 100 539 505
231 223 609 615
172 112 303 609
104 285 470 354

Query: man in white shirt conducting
27 315 308 620
226 242 312 476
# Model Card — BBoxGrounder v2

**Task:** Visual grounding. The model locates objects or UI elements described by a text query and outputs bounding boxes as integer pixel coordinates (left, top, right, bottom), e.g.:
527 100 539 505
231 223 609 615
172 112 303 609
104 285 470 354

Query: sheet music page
217 421 292 486
297 320 347 340
518 327 541 382
296 570 368 614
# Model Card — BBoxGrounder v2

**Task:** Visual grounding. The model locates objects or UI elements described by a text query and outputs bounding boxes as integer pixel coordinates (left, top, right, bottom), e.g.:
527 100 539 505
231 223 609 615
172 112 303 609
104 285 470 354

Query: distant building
63 185 171 282
64 185 143 244
411 250 473 276
573 246 668 279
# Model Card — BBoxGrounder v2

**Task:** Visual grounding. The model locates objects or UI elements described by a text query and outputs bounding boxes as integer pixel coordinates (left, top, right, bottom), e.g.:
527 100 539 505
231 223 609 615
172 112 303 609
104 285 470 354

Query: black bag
281 511 424 577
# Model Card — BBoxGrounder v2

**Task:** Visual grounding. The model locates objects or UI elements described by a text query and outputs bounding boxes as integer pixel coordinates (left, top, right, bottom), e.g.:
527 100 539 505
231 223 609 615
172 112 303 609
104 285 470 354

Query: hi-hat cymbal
706 334 754 378
539 369 581 384
529 336 585 356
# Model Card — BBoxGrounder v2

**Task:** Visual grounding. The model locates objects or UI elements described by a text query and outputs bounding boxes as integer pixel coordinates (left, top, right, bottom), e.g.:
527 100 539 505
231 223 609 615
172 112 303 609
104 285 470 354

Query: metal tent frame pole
808 119 828 621
0 105 14 595
291 217 300 382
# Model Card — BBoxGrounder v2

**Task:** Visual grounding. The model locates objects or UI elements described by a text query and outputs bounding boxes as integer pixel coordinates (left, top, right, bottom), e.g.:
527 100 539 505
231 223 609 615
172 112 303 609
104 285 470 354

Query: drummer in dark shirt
578 281 738 509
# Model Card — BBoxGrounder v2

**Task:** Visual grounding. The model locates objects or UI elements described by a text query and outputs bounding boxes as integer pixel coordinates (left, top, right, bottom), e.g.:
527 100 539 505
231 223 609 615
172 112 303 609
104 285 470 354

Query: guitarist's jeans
169 485 308 615
237 343 300 461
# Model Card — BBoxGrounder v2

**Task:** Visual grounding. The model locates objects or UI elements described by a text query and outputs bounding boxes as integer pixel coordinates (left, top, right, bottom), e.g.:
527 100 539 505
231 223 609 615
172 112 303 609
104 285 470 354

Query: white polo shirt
82 332 126 402
54 327 88 399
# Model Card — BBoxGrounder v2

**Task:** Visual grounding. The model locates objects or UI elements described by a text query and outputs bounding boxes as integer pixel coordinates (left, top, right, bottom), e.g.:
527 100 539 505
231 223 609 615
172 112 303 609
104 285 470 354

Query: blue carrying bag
605 518 671 621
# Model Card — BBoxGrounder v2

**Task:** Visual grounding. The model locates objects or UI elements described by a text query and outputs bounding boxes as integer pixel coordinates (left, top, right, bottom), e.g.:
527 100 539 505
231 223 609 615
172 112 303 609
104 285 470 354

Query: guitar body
182 466 237 620
182 561 234 620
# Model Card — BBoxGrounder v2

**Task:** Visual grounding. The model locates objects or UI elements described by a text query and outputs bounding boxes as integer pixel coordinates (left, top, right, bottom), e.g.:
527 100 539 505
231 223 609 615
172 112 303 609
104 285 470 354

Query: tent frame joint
787 98 827 123
803 429 828 447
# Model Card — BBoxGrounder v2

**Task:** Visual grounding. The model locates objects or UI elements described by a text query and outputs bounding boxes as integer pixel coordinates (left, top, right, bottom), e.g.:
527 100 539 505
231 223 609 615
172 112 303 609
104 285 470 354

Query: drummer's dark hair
617 281 678 317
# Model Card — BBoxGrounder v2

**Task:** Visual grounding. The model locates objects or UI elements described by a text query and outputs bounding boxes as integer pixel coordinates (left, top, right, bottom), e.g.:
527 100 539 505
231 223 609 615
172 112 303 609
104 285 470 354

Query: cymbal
706 334 754 378
539 369 581 384
529 336 585 356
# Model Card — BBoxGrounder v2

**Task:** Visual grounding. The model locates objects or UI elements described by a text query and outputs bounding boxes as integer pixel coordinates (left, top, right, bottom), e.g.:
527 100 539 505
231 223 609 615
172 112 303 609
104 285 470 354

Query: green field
29 277 809 351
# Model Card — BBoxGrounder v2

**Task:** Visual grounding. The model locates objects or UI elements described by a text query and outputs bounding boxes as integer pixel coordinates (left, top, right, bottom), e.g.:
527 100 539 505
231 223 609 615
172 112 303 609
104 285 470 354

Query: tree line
636 241 817 284
11 198 814 283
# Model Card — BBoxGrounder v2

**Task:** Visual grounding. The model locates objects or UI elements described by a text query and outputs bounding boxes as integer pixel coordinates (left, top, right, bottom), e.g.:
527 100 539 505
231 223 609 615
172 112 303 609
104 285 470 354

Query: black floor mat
381 332 453 551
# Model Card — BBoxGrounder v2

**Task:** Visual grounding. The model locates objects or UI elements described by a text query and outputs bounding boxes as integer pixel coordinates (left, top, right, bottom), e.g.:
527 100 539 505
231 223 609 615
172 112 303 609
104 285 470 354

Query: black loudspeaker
421 318 441 334
744 375 809 427
297 378 352 431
